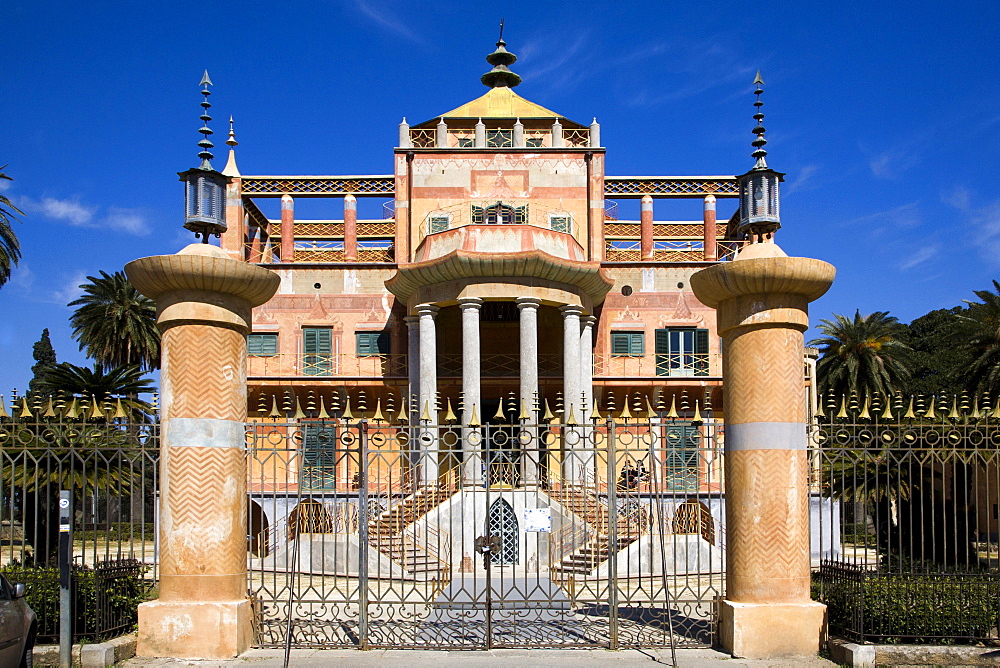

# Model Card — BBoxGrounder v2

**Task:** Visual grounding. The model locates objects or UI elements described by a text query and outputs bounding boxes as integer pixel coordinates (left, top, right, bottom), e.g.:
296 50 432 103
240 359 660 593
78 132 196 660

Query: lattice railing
410 128 435 148
604 177 738 198
241 177 395 197
294 222 344 236
294 248 346 262
563 128 590 147
605 248 642 262
358 221 395 236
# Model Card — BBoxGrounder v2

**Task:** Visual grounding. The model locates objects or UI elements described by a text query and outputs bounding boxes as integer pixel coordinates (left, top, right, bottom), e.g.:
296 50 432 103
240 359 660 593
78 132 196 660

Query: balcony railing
248 352 720 379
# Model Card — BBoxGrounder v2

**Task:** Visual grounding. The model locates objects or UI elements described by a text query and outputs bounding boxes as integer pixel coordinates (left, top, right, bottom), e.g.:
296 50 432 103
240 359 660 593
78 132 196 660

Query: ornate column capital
516 296 542 310
559 304 584 318
457 296 484 310
415 303 440 318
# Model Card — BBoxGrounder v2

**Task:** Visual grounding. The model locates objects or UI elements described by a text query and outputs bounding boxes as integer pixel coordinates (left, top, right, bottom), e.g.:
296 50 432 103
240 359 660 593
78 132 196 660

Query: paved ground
123 647 839 667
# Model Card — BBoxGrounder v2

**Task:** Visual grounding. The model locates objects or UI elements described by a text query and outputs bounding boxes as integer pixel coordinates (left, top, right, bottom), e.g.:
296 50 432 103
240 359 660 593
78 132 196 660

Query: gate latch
474 535 501 555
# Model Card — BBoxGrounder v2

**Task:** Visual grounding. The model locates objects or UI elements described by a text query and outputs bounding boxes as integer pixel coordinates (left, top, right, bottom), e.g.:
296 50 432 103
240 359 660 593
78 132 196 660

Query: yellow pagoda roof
439 87 562 121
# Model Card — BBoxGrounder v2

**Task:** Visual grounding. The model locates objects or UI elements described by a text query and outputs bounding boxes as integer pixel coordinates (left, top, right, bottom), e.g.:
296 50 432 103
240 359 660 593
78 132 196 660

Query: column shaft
459 298 483 485
344 194 358 262
640 195 654 260
703 195 717 261
417 304 439 485
405 315 420 421
518 298 541 485
280 194 294 262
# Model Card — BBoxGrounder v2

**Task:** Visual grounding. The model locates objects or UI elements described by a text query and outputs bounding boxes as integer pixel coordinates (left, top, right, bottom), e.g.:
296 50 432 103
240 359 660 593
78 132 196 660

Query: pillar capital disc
690 252 835 309
415 303 440 317
559 304 585 317
516 296 542 309
125 244 279 331
457 296 484 309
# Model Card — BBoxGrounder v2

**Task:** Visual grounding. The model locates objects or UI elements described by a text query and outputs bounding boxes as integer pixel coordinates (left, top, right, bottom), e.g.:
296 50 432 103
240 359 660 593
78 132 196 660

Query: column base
137 598 253 659
719 599 826 659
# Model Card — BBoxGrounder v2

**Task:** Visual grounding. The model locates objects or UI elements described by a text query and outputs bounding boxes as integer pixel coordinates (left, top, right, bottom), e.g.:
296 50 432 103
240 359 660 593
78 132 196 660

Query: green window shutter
429 216 450 234
694 328 710 376
303 328 332 376
629 332 644 357
248 333 277 357
550 216 571 233
655 329 670 376
357 332 390 356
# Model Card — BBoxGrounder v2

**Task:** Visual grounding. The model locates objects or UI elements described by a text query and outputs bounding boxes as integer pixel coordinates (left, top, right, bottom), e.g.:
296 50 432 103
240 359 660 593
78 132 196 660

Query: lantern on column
736 71 784 244
179 70 229 242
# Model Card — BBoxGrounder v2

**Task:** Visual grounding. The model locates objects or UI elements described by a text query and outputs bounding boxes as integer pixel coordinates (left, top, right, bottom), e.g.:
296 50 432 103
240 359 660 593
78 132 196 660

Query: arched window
487 498 519 564
472 202 528 225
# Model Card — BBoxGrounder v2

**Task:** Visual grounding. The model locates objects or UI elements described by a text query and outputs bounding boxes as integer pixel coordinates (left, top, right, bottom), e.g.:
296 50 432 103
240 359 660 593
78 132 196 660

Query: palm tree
68 271 159 371
957 280 1000 396
35 362 154 420
0 165 24 287
809 310 912 402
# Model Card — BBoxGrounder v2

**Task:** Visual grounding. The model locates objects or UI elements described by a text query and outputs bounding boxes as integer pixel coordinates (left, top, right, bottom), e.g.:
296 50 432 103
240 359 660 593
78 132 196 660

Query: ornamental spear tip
200 69 213 86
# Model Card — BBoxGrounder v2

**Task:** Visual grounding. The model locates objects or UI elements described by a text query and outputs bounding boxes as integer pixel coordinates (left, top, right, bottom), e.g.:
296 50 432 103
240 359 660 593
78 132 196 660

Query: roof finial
226 115 238 148
481 20 521 88
197 70 215 170
751 70 767 169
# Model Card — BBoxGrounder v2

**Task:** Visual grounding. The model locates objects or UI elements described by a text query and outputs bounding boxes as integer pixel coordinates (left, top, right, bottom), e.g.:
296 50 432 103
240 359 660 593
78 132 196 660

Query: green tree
0 165 24 287
28 328 58 395
68 271 159 372
957 280 1000 396
809 310 912 401
898 307 970 397
35 362 154 420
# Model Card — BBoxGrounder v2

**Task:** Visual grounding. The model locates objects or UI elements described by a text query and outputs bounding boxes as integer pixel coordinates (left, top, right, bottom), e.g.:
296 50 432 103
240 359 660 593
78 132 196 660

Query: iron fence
0 397 160 641
246 416 725 650
810 393 1000 644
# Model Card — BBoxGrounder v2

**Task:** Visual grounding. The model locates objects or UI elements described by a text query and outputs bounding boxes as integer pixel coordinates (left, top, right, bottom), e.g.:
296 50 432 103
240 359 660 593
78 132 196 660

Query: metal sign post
58 490 72 668
474 534 501 649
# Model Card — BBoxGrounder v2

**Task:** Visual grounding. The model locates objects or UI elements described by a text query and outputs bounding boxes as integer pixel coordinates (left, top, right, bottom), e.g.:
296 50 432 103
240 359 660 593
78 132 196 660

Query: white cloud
7 263 33 291
0 178 12 194
21 196 96 225
846 201 922 235
102 207 150 236
972 200 1000 265
51 271 88 307
868 146 922 180
353 1 424 44
898 244 940 271
784 165 820 196
942 186 971 211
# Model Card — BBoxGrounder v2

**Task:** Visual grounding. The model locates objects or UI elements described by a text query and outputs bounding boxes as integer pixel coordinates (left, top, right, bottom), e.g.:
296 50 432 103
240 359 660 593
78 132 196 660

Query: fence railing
811 394 1000 644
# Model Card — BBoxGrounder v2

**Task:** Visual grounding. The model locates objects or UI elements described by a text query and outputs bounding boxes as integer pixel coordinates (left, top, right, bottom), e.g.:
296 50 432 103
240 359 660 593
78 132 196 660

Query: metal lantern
736 165 783 240
180 166 228 238
180 70 228 241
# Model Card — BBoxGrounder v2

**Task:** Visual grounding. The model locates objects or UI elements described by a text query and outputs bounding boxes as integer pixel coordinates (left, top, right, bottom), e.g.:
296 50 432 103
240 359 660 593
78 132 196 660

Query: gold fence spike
619 400 632 421
645 396 656 419
590 399 603 421
397 399 409 423
924 397 935 420
18 397 32 419
519 400 531 421
65 398 79 420
566 405 578 425
948 396 961 420
292 397 306 420
835 396 847 419
420 400 431 422
89 395 104 420
971 401 981 420
493 401 506 422
542 399 555 422
372 398 385 423
269 395 281 418
318 396 330 420
468 404 480 427
666 396 678 419
880 397 893 421
113 398 128 419
443 398 456 423
858 397 870 420
343 397 355 421
992 396 1000 419
44 397 57 418
903 396 916 419
691 400 703 425
815 394 825 419
0 396 8 419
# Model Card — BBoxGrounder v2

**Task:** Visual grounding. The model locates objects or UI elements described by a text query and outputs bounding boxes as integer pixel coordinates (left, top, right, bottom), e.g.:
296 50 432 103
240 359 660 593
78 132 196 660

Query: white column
416 303 439 485
459 297 483 486
580 315 595 418
561 305 583 422
405 315 420 422
561 305 584 484
518 297 541 485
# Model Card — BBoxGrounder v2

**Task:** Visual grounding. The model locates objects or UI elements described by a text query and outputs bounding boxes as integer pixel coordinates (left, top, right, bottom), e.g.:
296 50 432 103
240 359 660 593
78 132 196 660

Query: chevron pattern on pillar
162 446 248 575
163 325 247 421
725 449 810 604
723 328 806 425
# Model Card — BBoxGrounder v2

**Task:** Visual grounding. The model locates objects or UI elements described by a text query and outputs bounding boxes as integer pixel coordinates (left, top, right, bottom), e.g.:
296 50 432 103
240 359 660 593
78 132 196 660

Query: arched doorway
248 499 270 557
487 498 519 564
671 499 715 545
286 498 334 542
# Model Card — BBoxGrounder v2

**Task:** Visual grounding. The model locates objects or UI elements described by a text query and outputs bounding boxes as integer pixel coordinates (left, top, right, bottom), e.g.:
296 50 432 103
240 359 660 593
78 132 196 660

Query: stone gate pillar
690 243 834 659
126 244 279 659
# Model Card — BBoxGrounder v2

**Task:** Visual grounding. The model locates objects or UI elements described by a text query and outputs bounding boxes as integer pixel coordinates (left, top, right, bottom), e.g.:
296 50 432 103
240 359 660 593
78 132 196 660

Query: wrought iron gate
247 417 724 649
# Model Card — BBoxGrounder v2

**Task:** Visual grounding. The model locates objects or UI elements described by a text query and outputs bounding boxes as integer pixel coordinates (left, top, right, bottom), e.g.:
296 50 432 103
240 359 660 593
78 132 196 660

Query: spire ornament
481 19 522 88
735 70 784 244
179 70 229 242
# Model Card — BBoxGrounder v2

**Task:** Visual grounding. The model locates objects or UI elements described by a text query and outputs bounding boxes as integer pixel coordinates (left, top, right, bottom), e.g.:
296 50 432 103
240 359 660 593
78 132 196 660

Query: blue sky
3 1 999 397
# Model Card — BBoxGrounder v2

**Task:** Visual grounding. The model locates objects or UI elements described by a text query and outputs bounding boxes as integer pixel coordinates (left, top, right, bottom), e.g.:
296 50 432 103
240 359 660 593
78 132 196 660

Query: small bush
1 559 149 643
817 566 1000 643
